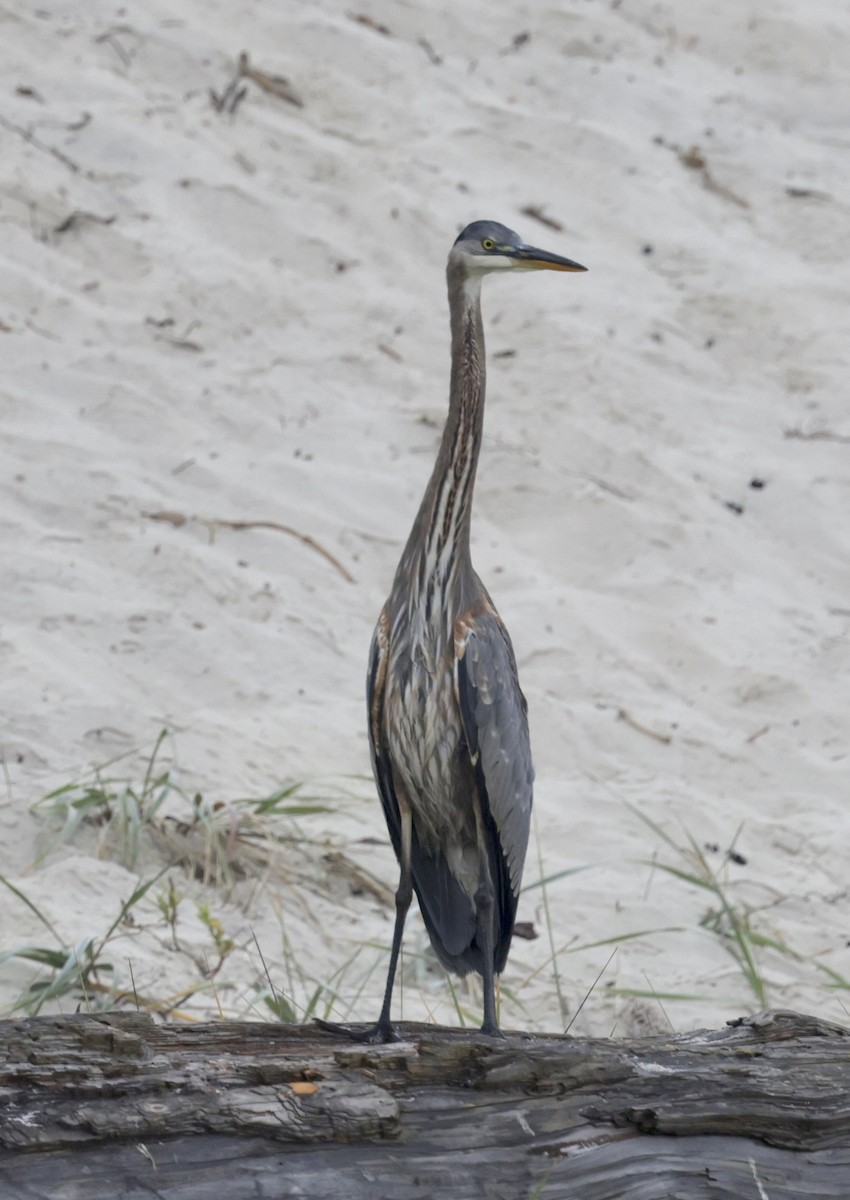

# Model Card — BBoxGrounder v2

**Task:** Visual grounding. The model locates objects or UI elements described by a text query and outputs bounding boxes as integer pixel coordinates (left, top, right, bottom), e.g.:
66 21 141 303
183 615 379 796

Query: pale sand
1 0 848 1035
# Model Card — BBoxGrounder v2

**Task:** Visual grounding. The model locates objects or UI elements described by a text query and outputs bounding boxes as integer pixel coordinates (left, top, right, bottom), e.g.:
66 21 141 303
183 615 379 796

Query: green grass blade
140 729 171 802
647 861 716 891
521 864 590 893
603 987 708 1001
0 872 62 942
812 962 850 990
0 945 69 969
21 937 96 1015
96 867 171 951
562 927 685 954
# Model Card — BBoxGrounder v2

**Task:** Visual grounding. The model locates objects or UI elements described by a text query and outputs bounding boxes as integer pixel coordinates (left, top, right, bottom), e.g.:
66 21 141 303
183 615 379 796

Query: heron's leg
474 867 502 1038
317 805 413 1045
372 804 413 1036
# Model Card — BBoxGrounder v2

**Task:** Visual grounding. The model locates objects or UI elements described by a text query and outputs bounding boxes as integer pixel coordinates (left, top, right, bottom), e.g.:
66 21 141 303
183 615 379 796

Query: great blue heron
342 221 585 1041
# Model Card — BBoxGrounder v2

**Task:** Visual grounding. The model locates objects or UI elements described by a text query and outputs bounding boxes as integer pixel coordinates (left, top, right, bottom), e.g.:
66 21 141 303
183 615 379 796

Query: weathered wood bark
1 1010 849 1198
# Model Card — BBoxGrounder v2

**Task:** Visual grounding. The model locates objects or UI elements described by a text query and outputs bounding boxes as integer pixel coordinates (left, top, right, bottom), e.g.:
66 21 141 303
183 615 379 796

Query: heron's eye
481 238 495 251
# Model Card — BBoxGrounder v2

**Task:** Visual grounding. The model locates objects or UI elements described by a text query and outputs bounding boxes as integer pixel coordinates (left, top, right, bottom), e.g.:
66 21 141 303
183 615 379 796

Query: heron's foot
315 1017 402 1044
479 1019 506 1039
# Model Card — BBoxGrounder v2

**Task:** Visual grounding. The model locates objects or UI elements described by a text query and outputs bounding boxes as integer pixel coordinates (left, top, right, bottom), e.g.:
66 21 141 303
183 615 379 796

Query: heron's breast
383 633 471 846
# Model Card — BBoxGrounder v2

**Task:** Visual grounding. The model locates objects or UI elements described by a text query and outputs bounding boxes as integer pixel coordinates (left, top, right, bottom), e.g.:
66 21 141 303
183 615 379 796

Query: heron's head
449 220 586 276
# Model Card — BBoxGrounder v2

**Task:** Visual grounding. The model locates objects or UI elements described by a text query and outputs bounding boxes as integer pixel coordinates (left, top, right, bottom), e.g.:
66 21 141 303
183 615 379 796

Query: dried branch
784 426 850 444
520 205 564 232
142 510 355 583
0 112 82 175
236 52 303 107
212 52 303 114
617 708 672 744
347 12 392 36
53 210 115 235
417 37 442 65
210 77 248 116
679 144 750 209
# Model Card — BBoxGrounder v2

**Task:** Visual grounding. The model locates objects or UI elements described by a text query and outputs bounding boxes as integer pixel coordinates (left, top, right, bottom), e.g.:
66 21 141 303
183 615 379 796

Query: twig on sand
0 112 81 175
211 52 303 115
94 26 137 68
210 76 247 117
417 37 442 65
617 708 672 745
784 425 850 444
53 211 115 235
144 318 204 351
142 510 355 583
499 31 531 55
653 135 749 209
679 144 750 209
66 111 92 132
347 12 392 36
520 205 564 232
785 185 830 200
236 52 303 106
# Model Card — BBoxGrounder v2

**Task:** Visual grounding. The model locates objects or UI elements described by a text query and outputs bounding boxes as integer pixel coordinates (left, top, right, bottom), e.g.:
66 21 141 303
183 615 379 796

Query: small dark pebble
727 850 748 866
749 478 766 489
725 501 744 514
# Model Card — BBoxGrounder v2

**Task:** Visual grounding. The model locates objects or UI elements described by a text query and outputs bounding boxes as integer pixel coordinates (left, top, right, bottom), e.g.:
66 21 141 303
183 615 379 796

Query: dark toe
315 1018 401 1044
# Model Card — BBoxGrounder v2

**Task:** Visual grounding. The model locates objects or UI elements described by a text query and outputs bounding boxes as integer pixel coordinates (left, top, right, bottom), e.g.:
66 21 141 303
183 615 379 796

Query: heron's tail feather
410 830 516 977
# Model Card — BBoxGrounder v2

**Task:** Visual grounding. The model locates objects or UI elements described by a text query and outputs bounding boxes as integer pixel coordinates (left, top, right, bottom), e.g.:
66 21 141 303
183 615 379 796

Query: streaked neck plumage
396 260 486 618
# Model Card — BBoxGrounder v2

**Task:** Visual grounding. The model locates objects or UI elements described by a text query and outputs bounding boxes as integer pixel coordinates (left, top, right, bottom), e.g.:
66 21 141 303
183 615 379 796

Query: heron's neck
401 265 486 604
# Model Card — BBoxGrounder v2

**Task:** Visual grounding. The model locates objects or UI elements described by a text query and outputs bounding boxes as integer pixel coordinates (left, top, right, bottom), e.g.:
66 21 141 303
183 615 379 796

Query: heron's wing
366 608 402 860
454 600 534 899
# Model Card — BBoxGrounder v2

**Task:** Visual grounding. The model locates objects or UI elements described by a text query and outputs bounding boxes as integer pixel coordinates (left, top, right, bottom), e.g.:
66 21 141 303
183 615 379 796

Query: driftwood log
1 1009 849 1198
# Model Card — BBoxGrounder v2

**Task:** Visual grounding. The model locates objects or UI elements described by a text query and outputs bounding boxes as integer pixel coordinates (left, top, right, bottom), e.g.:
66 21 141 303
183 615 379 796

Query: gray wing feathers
366 615 401 855
455 610 534 896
